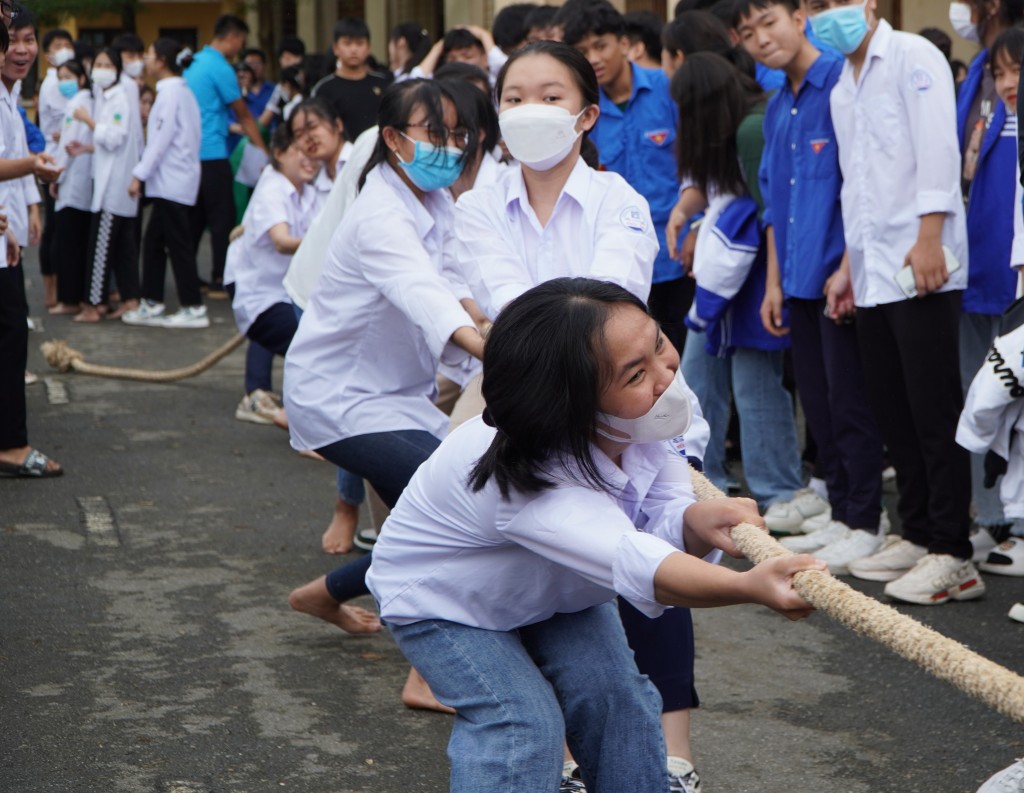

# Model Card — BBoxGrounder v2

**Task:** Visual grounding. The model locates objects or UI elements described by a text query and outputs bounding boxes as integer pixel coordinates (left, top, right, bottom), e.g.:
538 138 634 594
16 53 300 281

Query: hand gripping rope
40 335 245 383
688 466 1024 724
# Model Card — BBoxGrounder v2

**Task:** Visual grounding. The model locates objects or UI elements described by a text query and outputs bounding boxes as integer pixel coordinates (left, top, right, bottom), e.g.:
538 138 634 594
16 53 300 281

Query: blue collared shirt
759 49 846 300
591 63 681 285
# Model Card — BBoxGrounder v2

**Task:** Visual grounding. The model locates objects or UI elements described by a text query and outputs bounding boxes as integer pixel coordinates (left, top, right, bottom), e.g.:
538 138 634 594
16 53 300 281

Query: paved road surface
2 254 1022 793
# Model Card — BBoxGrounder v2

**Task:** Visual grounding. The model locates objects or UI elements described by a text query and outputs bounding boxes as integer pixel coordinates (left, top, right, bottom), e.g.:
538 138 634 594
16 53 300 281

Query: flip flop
0 448 63 478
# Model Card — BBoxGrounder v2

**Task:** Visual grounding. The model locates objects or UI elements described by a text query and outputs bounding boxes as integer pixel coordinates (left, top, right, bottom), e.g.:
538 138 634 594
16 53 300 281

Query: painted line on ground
43 377 69 405
76 496 120 547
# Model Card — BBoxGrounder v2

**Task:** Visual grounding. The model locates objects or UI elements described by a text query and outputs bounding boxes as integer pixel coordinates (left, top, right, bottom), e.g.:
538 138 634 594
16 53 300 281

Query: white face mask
91 67 117 89
499 104 587 172
596 375 693 444
50 47 73 68
949 2 979 42
123 59 144 78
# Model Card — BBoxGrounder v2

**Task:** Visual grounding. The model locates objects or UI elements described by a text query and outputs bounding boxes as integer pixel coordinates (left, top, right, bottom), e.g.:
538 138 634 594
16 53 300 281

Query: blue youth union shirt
591 63 682 285
759 49 846 300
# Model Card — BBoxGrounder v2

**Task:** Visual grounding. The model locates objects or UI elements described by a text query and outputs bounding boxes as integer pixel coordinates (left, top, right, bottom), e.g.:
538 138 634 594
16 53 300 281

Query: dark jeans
189 159 236 285
619 600 698 712
0 260 28 450
54 207 93 306
142 198 201 306
319 430 441 602
855 291 971 558
789 297 883 529
245 302 298 393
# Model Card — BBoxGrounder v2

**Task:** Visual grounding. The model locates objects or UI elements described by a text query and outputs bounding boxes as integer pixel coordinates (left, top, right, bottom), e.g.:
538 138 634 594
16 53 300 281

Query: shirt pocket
798 129 840 180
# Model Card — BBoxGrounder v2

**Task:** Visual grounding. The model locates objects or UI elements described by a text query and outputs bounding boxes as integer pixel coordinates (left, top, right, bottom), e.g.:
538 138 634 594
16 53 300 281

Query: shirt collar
801 48 841 91
598 62 649 114
377 162 436 239
589 440 671 502
866 18 893 63
505 156 592 217
156 76 182 91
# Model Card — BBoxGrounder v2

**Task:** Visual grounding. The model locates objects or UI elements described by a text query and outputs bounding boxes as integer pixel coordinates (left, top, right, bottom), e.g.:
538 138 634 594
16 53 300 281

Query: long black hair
357 78 478 190
389 22 431 74
92 47 123 82
151 37 193 75
469 278 650 500
671 51 763 196
495 39 600 110
436 73 501 155
57 59 90 93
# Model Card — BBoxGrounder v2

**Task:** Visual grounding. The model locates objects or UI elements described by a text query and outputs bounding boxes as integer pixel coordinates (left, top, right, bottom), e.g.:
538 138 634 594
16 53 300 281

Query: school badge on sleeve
620 206 649 233
643 129 670 146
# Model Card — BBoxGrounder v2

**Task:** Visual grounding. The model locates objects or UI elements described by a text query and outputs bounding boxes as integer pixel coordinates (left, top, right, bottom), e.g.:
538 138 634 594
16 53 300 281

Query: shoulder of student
310 73 336 97
891 30 955 92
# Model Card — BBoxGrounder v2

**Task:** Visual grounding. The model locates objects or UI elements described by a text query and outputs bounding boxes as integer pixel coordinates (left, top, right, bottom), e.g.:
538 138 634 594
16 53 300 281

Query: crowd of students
2 0 1024 790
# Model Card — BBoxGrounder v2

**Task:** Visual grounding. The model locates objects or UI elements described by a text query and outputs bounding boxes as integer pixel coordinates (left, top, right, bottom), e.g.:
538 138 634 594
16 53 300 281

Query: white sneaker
353 527 378 551
160 305 209 329
848 538 927 582
781 520 850 553
764 489 830 535
121 300 165 326
976 757 1024 792
970 526 1001 563
815 528 885 575
1010 603 1024 624
883 554 985 605
235 390 283 425
800 509 832 534
979 538 1024 577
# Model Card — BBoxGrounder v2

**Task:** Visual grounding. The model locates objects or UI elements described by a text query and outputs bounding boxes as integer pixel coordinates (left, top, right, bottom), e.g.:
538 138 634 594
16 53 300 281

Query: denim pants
320 429 441 602
680 333 803 508
389 602 668 793
960 311 1008 527
291 303 366 507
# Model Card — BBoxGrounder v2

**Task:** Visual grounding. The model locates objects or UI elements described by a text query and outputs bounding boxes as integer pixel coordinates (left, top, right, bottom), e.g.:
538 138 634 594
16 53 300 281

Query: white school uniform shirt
91 82 141 217
283 126 378 310
54 90 94 213
0 79 41 246
131 76 201 206
455 157 658 320
367 417 721 629
230 166 322 334
829 20 968 308
38 69 67 159
119 73 146 164
283 163 475 451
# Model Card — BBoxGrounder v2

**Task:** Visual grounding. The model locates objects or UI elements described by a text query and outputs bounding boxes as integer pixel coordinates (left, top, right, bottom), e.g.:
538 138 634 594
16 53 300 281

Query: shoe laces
559 774 587 792
668 768 702 793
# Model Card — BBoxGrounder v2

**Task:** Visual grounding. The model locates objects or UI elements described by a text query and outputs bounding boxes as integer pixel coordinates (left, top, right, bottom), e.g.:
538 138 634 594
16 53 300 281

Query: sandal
0 448 63 478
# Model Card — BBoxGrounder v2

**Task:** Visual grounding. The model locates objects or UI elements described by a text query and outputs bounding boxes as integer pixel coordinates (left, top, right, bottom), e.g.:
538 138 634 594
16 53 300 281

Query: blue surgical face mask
396 132 464 191
810 1 871 55
58 79 79 99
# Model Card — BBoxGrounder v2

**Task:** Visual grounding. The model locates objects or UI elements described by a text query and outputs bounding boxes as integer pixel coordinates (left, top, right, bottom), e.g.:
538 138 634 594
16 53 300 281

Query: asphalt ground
2 244 1023 793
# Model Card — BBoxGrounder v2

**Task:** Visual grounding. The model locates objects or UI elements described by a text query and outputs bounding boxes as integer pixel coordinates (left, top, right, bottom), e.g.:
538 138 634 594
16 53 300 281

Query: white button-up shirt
53 89 94 213
230 166 321 334
0 79 41 245
91 82 141 217
131 76 201 206
284 163 475 451
455 158 658 320
367 416 718 630
37 69 67 159
830 20 968 308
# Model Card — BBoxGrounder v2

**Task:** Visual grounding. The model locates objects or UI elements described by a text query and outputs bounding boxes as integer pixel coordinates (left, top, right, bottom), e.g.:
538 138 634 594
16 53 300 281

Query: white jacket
90 82 141 217
132 76 201 206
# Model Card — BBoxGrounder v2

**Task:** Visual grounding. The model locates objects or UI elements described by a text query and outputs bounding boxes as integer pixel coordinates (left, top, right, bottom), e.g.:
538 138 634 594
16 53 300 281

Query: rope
688 467 1024 724
40 334 246 383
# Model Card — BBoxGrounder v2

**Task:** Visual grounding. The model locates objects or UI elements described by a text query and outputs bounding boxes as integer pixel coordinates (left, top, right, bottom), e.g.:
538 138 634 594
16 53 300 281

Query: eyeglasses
403 121 470 149
1 1 19 20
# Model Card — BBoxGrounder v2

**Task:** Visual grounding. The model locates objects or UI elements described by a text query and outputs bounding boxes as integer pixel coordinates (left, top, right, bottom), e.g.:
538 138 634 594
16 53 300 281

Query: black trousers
0 260 28 450
619 600 698 712
142 198 201 307
85 210 140 306
855 291 972 559
39 186 57 276
648 276 696 356
54 207 93 306
789 297 883 529
189 159 236 286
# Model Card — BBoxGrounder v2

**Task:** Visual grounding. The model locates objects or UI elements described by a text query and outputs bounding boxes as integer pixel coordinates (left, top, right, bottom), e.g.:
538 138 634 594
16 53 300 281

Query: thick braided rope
689 466 1024 724
40 335 245 383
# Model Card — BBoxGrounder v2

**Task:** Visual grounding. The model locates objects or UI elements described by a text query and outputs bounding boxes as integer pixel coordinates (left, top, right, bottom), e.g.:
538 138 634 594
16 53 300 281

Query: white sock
563 761 579 779
667 755 695 776
809 476 829 501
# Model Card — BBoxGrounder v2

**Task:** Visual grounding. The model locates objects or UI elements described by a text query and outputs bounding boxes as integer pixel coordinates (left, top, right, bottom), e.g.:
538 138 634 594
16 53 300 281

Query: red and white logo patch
810 138 829 155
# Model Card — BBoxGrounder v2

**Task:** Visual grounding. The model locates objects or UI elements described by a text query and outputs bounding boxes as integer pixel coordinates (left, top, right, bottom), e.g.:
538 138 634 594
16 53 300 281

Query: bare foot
323 497 359 554
402 668 455 714
0 445 62 475
287 576 381 634
48 302 80 315
106 299 138 320
73 306 103 323
298 449 327 462
273 407 289 430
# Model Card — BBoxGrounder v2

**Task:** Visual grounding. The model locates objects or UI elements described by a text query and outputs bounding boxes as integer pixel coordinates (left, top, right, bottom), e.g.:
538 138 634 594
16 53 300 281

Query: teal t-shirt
184 46 242 161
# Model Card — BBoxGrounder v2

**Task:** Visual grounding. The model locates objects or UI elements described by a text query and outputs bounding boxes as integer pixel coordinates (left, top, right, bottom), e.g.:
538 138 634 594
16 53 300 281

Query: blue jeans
680 333 802 508
960 312 1007 527
292 302 365 507
389 602 668 793
320 429 441 602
